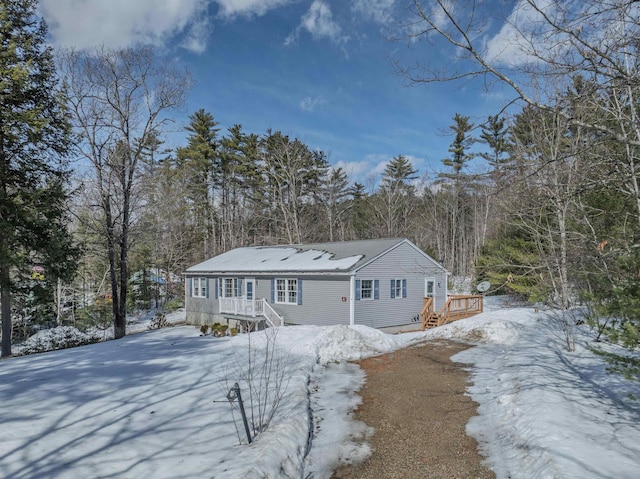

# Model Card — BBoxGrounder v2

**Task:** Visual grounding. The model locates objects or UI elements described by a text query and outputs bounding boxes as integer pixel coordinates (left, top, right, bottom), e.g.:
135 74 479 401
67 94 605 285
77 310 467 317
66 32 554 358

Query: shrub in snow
226 327 291 444
148 312 168 330
18 326 101 356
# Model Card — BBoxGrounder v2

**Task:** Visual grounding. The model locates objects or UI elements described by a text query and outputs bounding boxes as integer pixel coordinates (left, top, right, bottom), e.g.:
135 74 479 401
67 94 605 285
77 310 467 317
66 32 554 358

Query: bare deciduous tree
60 45 190 338
398 0 640 147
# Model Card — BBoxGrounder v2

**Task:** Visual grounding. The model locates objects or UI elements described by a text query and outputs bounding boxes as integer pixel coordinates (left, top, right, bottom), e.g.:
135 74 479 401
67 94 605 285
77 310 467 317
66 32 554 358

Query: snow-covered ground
1 299 640 478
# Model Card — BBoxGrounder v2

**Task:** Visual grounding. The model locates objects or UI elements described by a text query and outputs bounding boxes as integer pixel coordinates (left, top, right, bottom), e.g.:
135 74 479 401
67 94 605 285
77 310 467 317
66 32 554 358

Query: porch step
423 314 439 329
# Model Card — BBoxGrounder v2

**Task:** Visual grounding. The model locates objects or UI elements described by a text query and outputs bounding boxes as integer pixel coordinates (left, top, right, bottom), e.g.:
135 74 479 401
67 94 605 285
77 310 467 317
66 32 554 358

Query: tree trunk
115 234 127 339
1 262 11 358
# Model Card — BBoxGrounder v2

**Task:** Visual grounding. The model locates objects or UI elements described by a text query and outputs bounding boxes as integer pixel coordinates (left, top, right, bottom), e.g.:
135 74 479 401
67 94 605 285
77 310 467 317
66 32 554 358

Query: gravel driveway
331 340 495 479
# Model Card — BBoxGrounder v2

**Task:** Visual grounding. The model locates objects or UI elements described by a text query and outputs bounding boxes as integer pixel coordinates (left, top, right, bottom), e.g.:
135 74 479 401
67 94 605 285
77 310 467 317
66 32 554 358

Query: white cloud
300 96 326 112
180 18 211 54
334 154 390 182
485 0 557 67
300 0 349 43
333 159 374 179
214 0 293 18
40 0 211 52
430 0 457 32
352 0 396 24
335 153 426 185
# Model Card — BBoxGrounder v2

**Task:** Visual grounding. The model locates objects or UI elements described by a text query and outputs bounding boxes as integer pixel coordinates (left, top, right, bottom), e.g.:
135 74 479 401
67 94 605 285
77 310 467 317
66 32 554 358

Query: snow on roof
186 246 362 273
185 238 407 274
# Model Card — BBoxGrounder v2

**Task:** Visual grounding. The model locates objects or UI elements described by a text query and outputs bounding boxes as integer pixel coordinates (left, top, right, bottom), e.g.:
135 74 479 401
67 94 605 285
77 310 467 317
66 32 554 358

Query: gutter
349 274 355 326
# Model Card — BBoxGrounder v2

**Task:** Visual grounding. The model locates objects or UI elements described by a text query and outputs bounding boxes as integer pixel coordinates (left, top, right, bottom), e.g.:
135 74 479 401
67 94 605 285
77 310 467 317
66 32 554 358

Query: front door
245 278 255 316
425 278 436 310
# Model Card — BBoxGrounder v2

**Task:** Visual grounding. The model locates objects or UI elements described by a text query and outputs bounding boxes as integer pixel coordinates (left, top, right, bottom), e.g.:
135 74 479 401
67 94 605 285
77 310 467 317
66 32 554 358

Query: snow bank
3 302 640 479
17 326 100 355
310 324 414 364
449 309 640 479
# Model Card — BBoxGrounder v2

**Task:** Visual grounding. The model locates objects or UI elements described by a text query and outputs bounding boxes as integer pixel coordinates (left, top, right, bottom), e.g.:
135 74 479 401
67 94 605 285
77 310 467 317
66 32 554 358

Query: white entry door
424 278 436 310
245 278 256 316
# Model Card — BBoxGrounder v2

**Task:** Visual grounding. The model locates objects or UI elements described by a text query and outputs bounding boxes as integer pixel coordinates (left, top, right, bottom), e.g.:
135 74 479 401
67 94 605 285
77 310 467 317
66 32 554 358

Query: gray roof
186 238 423 274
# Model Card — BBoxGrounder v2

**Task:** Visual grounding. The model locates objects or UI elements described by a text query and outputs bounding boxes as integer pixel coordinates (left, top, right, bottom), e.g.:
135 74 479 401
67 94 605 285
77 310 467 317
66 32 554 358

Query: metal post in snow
227 382 252 444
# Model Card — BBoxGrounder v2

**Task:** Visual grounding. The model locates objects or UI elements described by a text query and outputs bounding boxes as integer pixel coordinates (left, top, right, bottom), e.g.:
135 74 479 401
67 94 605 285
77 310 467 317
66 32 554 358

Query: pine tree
441 113 475 179
438 114 477 276
315 167 351 241
0 0 78 357
348 182 370 239
176 109 220 258
479 115 510 177
376 155 418 237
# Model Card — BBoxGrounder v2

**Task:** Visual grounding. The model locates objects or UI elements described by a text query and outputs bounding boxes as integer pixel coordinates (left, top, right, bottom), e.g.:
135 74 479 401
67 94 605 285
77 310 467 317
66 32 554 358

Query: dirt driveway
331 340 495 479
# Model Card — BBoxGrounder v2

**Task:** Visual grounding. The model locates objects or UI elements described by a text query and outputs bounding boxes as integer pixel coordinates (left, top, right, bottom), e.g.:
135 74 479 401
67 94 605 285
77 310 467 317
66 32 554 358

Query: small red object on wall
342 297 347 302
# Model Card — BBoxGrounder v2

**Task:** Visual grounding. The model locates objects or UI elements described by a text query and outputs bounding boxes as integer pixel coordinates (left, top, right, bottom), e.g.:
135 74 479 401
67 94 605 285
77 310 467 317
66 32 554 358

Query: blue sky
39 0 519 184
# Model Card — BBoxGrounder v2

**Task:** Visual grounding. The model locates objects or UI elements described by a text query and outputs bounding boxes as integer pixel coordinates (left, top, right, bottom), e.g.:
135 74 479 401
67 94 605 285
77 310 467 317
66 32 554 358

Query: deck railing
260 300 284 328
420 296 436 330
219 298 258 317
218 298 283 328
421 294 483 330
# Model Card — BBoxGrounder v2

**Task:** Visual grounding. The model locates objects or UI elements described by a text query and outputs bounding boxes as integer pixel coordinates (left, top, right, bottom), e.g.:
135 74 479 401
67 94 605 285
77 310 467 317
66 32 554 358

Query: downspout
349 274 355 326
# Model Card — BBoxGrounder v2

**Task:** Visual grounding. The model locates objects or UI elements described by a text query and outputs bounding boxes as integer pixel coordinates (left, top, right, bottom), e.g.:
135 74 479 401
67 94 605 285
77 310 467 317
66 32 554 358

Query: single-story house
184 238 448 331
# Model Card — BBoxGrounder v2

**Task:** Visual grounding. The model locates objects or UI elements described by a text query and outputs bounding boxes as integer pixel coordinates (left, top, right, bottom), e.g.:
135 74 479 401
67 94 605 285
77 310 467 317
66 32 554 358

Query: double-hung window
360 279 373 300
356 279 379 300
275 278 298 304
192 278 207 298
391 279 407 299
219 278 239 298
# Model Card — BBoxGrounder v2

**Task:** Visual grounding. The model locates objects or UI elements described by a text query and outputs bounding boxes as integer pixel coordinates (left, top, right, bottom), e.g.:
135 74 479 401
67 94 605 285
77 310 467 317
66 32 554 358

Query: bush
148 312 168 330
74 298 112 333
17 326 101 356
211 322 227 337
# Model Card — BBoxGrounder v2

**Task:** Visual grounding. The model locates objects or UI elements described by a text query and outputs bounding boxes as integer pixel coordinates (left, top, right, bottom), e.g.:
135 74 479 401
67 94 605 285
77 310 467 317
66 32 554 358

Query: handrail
436 294 483 327
420 296 435 330
218 298 283 328
261 299 283 328
219 298 258 317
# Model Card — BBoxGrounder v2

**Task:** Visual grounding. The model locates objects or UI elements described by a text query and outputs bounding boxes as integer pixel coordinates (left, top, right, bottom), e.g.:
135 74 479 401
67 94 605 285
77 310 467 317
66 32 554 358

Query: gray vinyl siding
185 274 351 326
354 242 447 328
185 276 222 325
267 276 350 326
185 240 447 329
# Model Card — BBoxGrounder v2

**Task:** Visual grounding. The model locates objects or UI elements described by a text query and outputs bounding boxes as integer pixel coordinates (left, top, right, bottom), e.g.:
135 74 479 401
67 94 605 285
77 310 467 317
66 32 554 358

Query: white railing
219 297 257 317
218 298 283 328
260 300 284 328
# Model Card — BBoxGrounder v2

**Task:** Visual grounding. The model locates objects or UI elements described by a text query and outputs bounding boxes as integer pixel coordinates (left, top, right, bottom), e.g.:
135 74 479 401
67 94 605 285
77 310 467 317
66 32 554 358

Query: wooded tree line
2 0 640 357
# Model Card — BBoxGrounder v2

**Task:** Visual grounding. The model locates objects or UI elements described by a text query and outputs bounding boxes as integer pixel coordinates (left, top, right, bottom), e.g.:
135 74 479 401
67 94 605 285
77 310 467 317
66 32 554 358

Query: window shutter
297 278 303 305
390 279 395 299
237 279 243 297
402 279 407 298
355 279 361 301
188 277 193 297
206 278 210 298
214 278 219 299
374 280 379 300
271 279 275 303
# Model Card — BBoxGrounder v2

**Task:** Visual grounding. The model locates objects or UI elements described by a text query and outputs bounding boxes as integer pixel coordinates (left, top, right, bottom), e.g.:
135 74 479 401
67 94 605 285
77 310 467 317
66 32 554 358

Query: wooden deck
218 298 284 327
421 294 483 330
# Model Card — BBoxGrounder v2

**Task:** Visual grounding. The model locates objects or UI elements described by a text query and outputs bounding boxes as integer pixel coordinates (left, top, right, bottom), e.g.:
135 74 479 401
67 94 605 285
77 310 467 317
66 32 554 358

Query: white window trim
360 278 374 301
192 277 207 298
275 278 298 305
392 278 403 299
